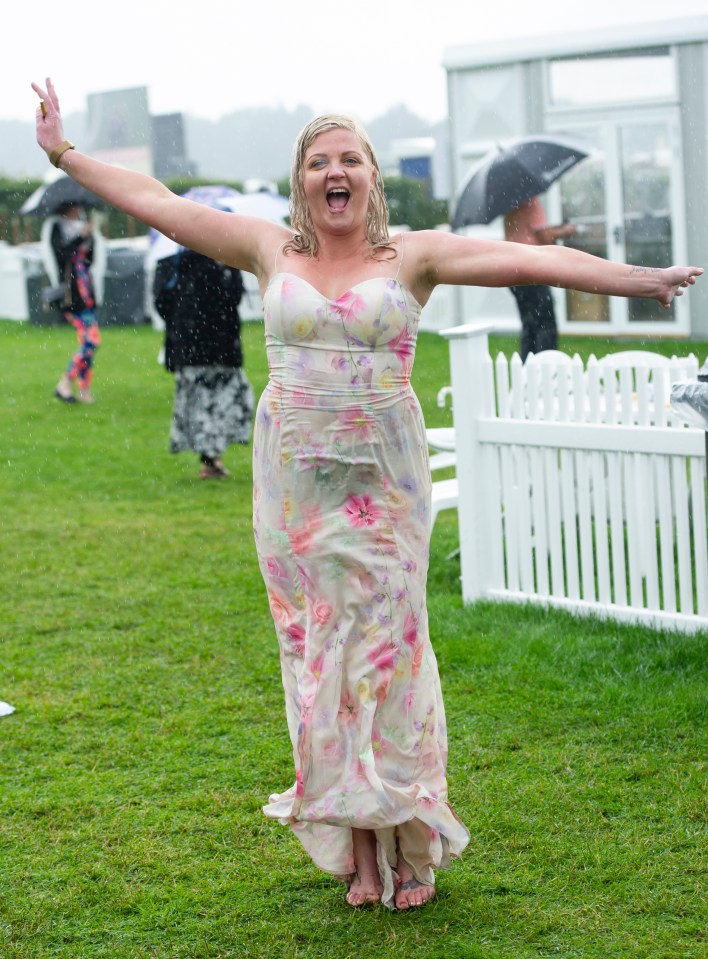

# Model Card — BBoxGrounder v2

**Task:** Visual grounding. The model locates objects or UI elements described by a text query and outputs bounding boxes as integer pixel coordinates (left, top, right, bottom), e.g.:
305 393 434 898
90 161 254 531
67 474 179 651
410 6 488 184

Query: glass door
548 109 687 336
620 119 675 324
554 125 611 325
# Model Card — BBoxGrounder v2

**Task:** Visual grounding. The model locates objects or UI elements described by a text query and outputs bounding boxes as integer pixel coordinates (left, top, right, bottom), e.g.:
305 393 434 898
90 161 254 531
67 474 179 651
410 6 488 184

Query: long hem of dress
263 787 469 910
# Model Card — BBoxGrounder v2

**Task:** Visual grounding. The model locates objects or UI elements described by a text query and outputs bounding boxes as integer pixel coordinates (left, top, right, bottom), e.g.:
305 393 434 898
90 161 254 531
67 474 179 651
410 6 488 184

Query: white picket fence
439 321 708 634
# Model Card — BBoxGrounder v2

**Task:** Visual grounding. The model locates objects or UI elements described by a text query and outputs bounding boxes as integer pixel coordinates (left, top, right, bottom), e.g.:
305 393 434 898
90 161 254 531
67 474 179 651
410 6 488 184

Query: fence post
439 320 496 603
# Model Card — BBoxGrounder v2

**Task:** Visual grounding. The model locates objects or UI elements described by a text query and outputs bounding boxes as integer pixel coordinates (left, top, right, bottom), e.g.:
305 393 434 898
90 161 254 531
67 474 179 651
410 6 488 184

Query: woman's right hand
31 77 65 158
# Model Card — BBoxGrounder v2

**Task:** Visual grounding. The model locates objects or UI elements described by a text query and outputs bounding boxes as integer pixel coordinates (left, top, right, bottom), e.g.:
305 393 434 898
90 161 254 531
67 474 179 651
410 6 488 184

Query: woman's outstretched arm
407 229 703 309
32 78 287 276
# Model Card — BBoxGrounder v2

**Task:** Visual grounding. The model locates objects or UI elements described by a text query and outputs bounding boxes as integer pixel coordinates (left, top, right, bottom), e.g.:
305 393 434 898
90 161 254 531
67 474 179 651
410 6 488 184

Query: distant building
152 113 196 179
443 15 708 339
86 86 153 175
85 87 196 181
385 137 451 201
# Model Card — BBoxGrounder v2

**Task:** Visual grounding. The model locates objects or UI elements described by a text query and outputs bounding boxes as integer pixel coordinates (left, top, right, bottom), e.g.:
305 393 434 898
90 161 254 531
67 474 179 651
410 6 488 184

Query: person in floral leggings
51 203 100 404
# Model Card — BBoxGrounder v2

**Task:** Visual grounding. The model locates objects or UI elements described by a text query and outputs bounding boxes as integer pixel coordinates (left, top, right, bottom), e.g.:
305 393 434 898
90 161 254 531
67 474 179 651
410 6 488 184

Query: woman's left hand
651 266 704 308
31 77 65 158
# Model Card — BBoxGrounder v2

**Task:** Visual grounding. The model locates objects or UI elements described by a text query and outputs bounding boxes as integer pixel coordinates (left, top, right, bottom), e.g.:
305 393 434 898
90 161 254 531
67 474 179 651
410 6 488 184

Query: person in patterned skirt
153 250 253 479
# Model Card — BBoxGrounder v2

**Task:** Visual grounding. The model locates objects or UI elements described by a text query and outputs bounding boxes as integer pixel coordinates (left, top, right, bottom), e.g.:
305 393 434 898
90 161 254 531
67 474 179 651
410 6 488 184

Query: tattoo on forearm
629 266 660 274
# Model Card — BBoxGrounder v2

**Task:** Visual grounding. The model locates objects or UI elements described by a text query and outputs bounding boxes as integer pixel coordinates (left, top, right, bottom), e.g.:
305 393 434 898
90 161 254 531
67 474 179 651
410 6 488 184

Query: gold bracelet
49 140 75 168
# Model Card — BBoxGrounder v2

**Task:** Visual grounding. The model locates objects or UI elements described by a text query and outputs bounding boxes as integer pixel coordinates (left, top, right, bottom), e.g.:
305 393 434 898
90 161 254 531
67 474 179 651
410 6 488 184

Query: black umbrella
451 134 589 229
20 174 105 217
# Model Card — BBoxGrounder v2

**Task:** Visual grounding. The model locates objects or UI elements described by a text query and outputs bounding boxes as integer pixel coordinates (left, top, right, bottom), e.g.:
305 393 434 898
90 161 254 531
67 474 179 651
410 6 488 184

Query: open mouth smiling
326 187 350 212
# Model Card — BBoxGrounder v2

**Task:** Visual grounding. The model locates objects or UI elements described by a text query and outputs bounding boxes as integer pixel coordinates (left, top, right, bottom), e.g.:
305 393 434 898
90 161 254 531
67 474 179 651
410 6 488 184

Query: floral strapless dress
252 270 469 907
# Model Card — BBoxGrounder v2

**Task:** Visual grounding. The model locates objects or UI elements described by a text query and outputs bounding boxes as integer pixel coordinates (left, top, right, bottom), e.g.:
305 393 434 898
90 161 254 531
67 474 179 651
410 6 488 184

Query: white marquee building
442 15 708 340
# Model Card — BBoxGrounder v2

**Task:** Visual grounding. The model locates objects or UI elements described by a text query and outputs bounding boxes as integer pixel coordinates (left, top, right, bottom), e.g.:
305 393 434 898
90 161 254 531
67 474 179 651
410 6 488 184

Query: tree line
0 173 448 246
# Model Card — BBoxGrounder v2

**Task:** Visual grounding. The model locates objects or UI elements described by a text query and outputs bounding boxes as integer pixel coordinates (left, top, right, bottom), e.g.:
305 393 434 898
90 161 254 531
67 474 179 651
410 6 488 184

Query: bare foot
346 871 384 907
394 859 435 910
346 828 383 907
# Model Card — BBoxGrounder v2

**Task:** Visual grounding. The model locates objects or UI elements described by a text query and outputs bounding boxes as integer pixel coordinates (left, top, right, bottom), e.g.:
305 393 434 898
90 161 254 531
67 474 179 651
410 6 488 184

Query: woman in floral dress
33 77 702 910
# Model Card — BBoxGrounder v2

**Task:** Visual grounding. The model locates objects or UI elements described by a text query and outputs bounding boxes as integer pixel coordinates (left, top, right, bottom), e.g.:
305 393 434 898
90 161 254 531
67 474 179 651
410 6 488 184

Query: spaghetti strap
394 233 405 281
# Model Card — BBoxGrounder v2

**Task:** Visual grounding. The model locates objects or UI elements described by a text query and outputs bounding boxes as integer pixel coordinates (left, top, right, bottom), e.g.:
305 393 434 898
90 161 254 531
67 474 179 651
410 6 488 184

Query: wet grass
0 321 706 958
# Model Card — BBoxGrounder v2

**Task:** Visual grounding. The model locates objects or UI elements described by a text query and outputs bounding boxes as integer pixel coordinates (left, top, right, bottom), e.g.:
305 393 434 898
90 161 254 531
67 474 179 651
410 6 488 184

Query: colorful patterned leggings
64 309 100 389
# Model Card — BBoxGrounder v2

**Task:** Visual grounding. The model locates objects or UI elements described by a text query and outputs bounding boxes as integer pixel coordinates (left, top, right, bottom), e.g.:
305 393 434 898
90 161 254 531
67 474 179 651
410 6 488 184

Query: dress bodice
262 273 422 407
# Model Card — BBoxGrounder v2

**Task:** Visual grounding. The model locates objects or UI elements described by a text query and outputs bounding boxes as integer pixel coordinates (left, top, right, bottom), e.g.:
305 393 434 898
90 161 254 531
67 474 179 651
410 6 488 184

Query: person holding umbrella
50 201 100 404
451 135 590 360
504 194 576 360
32 78 702 912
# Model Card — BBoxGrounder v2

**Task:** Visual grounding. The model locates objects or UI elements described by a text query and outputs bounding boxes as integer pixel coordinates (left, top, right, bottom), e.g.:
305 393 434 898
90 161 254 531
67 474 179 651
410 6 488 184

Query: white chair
428 385 458 529
430 478 459 530
519 349 575 419
596 350 676 425
525 349 573 365
426 385 456 455
597 350 671 369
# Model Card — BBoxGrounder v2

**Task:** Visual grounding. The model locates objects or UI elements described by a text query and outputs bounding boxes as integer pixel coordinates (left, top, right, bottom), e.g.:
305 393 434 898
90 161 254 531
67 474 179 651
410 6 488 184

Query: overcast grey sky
10 0 708 125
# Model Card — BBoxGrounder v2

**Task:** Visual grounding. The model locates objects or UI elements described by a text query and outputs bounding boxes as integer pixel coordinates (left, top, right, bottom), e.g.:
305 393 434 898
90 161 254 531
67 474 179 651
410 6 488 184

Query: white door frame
546 105 688 338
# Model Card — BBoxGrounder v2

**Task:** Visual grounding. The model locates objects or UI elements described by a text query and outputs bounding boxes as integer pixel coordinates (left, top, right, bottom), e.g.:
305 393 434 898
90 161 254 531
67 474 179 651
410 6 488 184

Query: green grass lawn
0 321 706 959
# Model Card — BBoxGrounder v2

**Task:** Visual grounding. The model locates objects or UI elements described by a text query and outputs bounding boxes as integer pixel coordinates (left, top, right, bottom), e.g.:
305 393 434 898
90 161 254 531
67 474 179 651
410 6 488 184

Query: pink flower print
286 623 306 657
265 555 289 581
290 526 312 555
411 641 424 678
267 588 294 628
322 737 343 763
371 724 390 757
389 325 414 366
343 493 383 529
295 769 305 798
368 642 397 672
335 290 368 317
336 408 374 443
289 505 322 555
403 611 418 649
309 651 325 680
291 389 316 408
312 599 333 626
338 687 359 726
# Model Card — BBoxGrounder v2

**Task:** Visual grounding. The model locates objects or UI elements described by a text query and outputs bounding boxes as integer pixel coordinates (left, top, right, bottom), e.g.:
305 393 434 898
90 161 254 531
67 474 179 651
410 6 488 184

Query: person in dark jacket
153 249 254 479
51 203 100 403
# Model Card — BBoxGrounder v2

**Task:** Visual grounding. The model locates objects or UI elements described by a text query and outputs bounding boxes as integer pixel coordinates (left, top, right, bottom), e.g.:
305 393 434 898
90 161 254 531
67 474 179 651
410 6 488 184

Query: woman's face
302 128 375 237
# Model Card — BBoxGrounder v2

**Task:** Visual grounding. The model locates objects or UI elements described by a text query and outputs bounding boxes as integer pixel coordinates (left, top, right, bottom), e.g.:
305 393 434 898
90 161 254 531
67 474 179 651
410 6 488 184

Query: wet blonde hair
285 114 393 259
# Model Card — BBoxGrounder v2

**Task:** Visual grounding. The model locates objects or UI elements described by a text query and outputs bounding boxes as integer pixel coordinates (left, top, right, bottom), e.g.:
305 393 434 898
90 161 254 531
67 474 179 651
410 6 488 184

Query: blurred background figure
153 250 253 479
50 203 101 403
504 195 577 360
451 135 587 362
